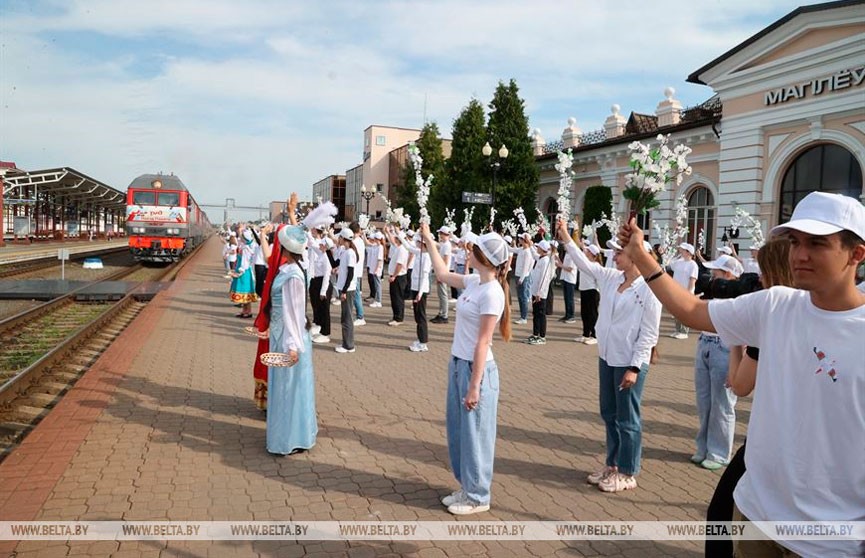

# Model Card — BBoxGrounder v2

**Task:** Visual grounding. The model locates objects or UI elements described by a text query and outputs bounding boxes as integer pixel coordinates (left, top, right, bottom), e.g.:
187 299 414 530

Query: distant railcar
126 173 210 262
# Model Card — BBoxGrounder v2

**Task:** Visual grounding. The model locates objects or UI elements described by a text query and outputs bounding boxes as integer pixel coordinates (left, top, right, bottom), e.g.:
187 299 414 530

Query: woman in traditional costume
258 202 337 454
230 228 259 317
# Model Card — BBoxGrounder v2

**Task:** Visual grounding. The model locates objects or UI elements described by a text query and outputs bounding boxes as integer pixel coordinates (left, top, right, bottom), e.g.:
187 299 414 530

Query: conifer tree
486 79 539 223
434 98 487 230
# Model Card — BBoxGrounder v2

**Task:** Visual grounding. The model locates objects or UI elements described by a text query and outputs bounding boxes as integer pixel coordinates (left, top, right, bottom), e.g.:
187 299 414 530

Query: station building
1 164 127 247
534 0 865 254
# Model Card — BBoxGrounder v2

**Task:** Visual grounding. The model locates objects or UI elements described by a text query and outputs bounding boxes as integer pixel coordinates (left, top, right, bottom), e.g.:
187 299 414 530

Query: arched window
686 186 715 256
544 198 558 232
779 143 862 223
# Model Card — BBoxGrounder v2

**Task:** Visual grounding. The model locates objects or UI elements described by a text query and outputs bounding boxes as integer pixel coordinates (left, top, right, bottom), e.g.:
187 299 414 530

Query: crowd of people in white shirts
224 191 864 557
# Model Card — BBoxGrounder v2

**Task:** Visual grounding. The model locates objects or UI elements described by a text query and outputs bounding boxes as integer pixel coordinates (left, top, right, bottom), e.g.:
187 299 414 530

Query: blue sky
1 0 808 221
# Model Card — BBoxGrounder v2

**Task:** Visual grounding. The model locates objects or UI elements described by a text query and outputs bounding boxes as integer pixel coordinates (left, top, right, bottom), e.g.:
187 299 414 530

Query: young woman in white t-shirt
557 219 662 493
419 223 511 516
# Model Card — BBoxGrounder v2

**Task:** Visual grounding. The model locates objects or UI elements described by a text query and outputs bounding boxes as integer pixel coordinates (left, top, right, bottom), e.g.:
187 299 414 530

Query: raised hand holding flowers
554 149 575 222
407 142 433 225
623 134 692 218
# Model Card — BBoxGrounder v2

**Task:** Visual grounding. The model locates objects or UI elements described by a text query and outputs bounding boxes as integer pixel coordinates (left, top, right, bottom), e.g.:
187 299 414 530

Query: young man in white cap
617 191 865 558
691 253 743 471
669 242 699 339
431 226 453 324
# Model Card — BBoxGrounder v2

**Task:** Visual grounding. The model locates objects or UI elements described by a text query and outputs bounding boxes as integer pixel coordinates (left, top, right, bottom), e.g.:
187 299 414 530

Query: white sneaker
583 337 598 345
409 342 429 352
574 336 586 343
564 318 577 324
449 298 457 304
354 318 366 326
334 346 356 353
668 332 679 338
387 320 402 327
598 472 637 493
587 465 616 485
673 333 688 340
512 318 527 324
310 325 321 336
447 493 490 515
441 489 464 507
369 301 382 308
331 299 340 306
312 334 330 344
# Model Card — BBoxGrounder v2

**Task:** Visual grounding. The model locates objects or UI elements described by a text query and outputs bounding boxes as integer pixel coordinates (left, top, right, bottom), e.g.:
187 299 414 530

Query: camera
695 270 761 300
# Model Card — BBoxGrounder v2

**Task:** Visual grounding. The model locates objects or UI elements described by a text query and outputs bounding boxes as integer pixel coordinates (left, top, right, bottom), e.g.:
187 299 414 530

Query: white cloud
1 0 805 215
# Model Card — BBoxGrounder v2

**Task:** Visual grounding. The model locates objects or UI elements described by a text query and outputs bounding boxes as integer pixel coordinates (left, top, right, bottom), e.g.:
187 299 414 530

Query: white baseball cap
586 244 601 256
476 232 510 267
536 240 551 252
319 237 334 249
606 239 652 252
463 232 479 246
678 242 695 255
718 246 733 255
771 191 865 241
437 226 451 235
503 235 513 243
703 254 744 278
338 229 355 240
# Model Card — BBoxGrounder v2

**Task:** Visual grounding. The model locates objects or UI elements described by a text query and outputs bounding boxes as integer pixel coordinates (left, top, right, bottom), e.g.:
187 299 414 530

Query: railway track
0 246 129 279
0 245 201 460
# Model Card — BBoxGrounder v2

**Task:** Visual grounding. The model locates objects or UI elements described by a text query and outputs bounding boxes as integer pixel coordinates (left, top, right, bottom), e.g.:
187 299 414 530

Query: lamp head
482 142 492 157
499 145 509 159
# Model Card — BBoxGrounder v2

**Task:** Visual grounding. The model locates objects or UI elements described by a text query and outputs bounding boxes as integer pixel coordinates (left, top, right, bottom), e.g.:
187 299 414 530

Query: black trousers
309 276 333 336
389 275 407 322
580 289 600 338
545 282 554 315
340 295 354 350
705 441 747 558
411 290 428 343
367 272 378 301
254 264 268 298
532 298 547 337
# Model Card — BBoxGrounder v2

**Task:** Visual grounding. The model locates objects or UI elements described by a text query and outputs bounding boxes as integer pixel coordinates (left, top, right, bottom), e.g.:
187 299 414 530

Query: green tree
395 122 446 224
485 79 539 227
582 185 613 245
434 98 487 229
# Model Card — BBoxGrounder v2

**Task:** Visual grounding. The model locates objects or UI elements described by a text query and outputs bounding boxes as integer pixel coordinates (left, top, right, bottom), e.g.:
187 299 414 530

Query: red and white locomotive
126 173 210 262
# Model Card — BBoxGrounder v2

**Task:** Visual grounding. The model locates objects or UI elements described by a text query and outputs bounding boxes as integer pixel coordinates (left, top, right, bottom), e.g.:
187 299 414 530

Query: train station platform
0 240 129 265
0 235 749 557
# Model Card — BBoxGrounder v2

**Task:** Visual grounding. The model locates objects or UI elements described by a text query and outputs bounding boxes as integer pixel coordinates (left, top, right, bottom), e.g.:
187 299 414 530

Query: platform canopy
2 167 126 210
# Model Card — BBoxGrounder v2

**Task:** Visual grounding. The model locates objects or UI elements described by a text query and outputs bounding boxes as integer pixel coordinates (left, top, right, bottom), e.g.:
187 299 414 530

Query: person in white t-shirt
576 244 602 344
325 229 359 353
405 233 433 352
741 245 761 275
365 232 385 308
691 254 743 472
349 223 366 326
669 242 699 339
556 244 578 324
384 227 410 325
431 226 453 324
617 192 865 558
557 221 662 494
526 240 554 345
512 233 534 324
419 223 511 516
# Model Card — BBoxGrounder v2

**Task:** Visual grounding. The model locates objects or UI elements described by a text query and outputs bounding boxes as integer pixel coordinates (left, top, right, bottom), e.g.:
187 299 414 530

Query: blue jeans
454 263 466 296
694 334 737 463
446 356 499 505
516 275 532 320
598 358 648 476
562 281 576 320
353 277 364 319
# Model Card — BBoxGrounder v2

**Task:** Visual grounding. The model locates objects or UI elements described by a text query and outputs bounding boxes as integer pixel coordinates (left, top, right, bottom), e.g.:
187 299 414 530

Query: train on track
125 173 211 262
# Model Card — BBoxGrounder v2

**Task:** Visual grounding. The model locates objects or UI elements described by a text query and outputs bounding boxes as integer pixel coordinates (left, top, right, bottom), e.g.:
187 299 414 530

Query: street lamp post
482 142 509 209
360 184 375 215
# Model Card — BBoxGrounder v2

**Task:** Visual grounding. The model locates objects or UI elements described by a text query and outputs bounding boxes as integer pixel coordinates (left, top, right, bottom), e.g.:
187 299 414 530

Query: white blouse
278 263 307 354
565 242 661 369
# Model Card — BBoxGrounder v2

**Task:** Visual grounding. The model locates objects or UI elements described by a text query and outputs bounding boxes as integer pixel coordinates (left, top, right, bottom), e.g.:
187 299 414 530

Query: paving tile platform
0 236 750 557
